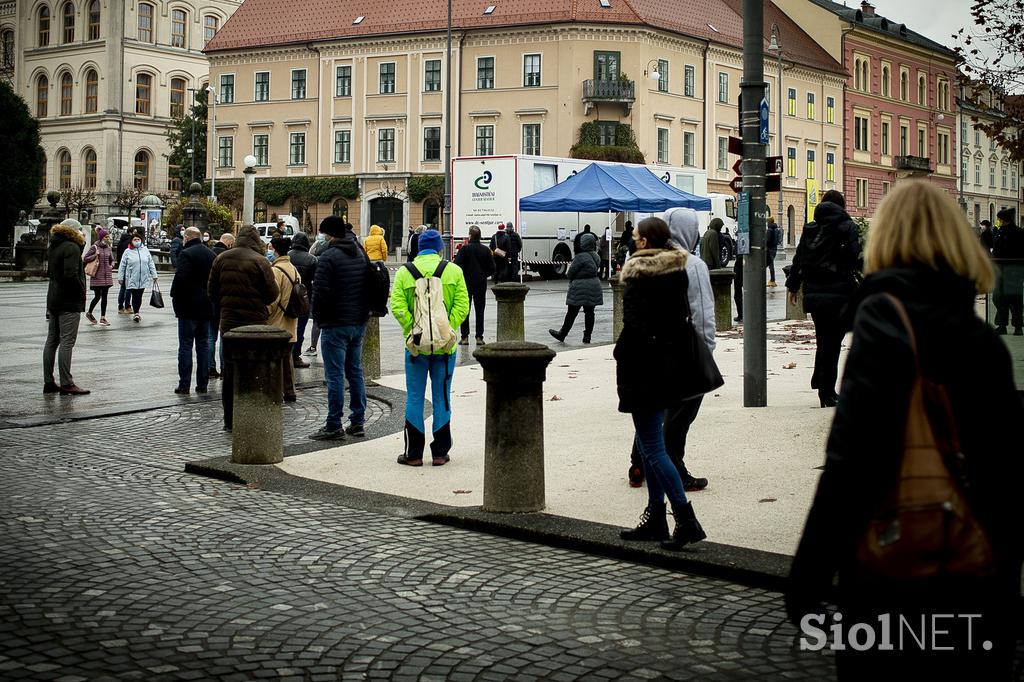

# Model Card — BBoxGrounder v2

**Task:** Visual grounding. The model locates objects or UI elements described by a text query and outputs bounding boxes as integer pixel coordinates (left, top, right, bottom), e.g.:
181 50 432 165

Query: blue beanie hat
418 229 443 253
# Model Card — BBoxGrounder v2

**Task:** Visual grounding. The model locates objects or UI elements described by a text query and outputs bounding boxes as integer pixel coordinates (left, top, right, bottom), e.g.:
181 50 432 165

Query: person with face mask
116 230 158 323
83 227 115 326
202 231 212 247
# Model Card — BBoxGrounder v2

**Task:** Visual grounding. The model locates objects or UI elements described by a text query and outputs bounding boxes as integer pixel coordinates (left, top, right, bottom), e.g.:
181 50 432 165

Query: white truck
451 154 736 277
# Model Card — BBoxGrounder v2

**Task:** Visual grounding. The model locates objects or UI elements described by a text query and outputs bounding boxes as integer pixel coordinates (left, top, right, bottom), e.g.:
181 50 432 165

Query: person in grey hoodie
626 207 715 491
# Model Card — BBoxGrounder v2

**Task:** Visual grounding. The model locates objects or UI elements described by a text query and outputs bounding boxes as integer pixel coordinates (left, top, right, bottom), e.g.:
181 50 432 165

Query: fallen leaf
452 489 473 495
549 395 563 401
758 497 777 503
783 362 797 369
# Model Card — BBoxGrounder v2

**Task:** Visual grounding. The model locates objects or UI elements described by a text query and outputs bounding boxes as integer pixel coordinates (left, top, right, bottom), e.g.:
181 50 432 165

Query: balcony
894 155 932 175
582 79 635 116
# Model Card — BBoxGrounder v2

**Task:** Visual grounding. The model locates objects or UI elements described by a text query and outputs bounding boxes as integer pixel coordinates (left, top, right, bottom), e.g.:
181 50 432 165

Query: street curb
183 454 792 592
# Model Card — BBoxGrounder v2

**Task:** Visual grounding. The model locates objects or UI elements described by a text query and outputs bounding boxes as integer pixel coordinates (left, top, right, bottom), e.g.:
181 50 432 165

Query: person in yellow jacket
266 237 301 402
390 229 469 466
363 224 389 262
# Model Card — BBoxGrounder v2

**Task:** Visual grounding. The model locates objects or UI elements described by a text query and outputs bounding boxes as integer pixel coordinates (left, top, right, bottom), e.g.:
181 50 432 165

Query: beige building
5 0 240 218
205 0 844 246
958 86 1021 228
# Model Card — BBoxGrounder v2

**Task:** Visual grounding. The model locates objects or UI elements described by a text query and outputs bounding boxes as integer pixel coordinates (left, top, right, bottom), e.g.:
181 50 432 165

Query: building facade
958 86 1021 228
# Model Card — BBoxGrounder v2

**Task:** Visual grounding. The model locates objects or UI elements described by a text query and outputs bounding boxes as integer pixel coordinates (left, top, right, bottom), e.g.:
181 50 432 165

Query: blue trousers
632 410 688 506
321 325 366 431
403 351 457 460
177 318 210 391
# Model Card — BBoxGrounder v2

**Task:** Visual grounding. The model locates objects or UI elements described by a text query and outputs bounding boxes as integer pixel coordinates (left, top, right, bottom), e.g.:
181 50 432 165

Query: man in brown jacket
208 225 279 430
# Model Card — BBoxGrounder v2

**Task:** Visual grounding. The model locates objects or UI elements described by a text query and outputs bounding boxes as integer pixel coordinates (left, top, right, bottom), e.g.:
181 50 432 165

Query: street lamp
206 84 218 203
645 59 661 82
242 154 257 226
187 86 199 185
769 24 784 239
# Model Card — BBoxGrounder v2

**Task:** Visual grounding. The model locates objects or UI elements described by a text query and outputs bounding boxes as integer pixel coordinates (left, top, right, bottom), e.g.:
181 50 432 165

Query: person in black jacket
115 228 134 314
785 190 862 407
43 221 89 396
978 219 994 252
786 180 1023 680
614 217 706 551
170 227 215 395
991 207 1024 335
454 225 495 345
169 225 184 268
309 216 371 441
288 232 318 367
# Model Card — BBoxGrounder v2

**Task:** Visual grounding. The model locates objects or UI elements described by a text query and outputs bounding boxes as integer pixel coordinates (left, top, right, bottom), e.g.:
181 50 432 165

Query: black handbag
150 281 165 309
677 321 724 402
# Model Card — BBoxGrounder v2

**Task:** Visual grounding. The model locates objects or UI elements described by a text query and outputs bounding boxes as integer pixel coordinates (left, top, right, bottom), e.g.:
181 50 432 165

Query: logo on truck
474 170 493 190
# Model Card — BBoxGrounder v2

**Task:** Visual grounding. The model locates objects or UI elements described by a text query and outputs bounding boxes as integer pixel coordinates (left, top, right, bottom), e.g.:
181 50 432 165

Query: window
657 128 668 163
62 2 74 43
379 62 395 94
683 131 694 166
137 3 153 42
522 123 540 155
787 147 796 177
1001 162 1008 189
1013 167 1019 191
900 125 908 155
291 70 306 99
88 0 100 39
84 69 97 113
854 58 869 92
378 128 395 162
975 129 981 147
787 88 796 116
961 119 968 146
881 65 890 97
332 199 347 220
475 125 494 155
84 148 96 188
204 15 218 44
918 75 926 106
217 136 233 167
717 136 728 170
597 121 616 146
594 51 619 81
989 162 995 187
36 75 48 117
524 54 541 87
938 80 949 111
133 150 149 189
253 134 268 166
39 6 50 46
918 128 926 157
424 60 441 92
135 73 152 114
170 78 185 118
826 96 834 124
289 132 306 165
334 130 352 163
477 57 494 89
219 74 234 103
58 150 71 188
806 149 815 179
657 59 668 92
60 72 72 115
332 65 351 97
171 9 186 48
882 181 890 197
990 136 996 151
900 69 909 101
2 30 13 71
718 72 728 103
937 131 949 165
684 65 695 97
255 71 270 101
881 120 890 155
807 93 815 120
855 178 868 208
975 162 981 185
826 152 835 182
854 58 861 90
168 165 181 192
854 115 869 152
424 126 441 160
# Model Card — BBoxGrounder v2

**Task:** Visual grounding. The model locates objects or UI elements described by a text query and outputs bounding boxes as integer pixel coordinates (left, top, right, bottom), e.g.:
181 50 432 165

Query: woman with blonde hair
786 180 1022 679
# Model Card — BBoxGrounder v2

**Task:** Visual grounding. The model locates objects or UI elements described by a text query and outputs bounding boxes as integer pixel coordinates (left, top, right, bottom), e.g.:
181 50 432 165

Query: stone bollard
361 315 381 380
610 275 625 341
223 325 292 465
492 283 529 342
474 342 556 512
782 265 807 320
709 268 735 332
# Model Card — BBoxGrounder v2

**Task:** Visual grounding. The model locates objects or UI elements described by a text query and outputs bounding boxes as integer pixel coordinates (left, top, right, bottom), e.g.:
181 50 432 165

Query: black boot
548 328 566 343
620 503 669 541
661 501 706 550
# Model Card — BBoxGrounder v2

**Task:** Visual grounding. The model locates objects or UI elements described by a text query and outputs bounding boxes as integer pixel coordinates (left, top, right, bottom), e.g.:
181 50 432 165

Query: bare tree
58 186 96 220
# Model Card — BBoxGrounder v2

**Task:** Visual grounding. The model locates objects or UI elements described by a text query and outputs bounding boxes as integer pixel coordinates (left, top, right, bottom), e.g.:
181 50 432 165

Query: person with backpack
288 232 317 369
765 217 781 286
489 223 509 282
786 180 1023 679
308 217 370 440
785 190 862 407
391 229 469 466
454 225 495 345
266 237 304 402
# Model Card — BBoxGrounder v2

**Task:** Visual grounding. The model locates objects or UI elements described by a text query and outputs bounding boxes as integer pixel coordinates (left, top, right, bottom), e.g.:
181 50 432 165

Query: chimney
860 1 875 16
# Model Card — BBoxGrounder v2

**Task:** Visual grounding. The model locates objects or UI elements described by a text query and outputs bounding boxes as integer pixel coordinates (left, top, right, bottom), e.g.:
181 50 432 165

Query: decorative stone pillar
361 315 381 380
709 268 735 332
782 266 806 320
492 282 529 342
609 275 625 341
474 342 556 513
223 325 293 465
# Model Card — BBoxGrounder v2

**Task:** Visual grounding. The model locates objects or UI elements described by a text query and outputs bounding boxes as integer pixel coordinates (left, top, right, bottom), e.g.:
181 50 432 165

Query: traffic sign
765 155 783 175
728 136 743 156
732 158 743 176
729 176 744 193
759 98 770 145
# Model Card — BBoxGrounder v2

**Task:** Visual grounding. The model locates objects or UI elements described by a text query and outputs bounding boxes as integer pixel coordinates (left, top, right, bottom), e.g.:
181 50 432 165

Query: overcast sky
867 0 990 58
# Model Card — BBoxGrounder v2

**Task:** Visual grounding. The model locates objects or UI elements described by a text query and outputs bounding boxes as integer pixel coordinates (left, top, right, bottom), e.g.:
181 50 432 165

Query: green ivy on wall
202 176 360 207
570 122 645 164
407 175 445 203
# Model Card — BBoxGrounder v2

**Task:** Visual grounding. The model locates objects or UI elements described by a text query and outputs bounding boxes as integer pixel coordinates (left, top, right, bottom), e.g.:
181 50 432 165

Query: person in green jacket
699 218 723 269
391 229 470 466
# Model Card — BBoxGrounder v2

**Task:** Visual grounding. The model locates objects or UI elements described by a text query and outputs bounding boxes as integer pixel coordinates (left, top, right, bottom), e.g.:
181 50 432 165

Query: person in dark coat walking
169 225 184 268
978 219 994 252
991 207 1024 335
208 225 279 430
785 190 862 407
43 221 89 396
115 228 134 314
206 232 234 379
503 222 523 282
454 225 495 345
170 227 216 395
698 218 723 269
786 180 1023 681
288 232 318 366
549 231 603 343
407 224 425 262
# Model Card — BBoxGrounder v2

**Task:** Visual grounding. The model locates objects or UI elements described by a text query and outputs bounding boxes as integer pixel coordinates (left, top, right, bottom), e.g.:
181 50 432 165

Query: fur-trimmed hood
50 223 85 247
620 248 687 281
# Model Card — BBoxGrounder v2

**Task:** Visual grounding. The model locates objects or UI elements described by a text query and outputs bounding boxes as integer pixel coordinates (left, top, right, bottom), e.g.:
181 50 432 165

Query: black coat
169 236 183 268
207 227 279 332
116 233 132 264
453 239 495 292
992 221 1024 260
46 224 86 313
170 239 216 320
312 232 370 328
288 233 318 292
785 201 862 315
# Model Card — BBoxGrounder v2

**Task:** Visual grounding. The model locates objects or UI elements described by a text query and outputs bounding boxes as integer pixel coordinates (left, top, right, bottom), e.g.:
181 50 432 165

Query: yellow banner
806 178 820 223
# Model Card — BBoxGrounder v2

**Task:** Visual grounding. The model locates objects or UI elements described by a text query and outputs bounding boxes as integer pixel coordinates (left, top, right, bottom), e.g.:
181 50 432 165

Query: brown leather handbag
854 295 995 579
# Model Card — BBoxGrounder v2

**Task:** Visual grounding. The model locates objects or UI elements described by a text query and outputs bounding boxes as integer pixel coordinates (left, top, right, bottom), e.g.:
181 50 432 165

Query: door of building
369 197 404 256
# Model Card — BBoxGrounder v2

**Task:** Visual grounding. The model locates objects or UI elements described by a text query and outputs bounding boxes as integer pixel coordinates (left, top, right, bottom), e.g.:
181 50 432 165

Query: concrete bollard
610 275 625 341
361 315 381 380
492 282 529 342
473 341 556 513
223 325 292 465
709 268 734 332
782 266 807 320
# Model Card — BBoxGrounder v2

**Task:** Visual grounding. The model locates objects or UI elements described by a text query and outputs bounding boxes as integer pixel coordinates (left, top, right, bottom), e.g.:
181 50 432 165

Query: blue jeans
403 351 457 460
632 410 688 506
177 318 210 390
321 325 366 431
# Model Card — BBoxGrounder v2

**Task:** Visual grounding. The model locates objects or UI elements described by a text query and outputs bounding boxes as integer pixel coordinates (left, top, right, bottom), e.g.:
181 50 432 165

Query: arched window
171 9 186 47
134 150 150 189
137 2 153 42
1 30 14 71
900 71 908 101
881 65 889 97
332 198 348 219
861 61 869 93
84 68 98 113
87 0 99 39
62 2 74 43
38 6 50 46
918 75 926 105
36 75 48 117
423 199 439 229
853 59 861 90
83 148 97 188
40 152 47 191
58 149 71 188
135 72 152 114
170 77 185 118
203 15 218 45
254 201 267 223
60 72 72 115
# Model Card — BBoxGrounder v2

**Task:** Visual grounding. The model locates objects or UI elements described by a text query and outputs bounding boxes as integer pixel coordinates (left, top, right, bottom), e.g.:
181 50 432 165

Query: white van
253 216 299 244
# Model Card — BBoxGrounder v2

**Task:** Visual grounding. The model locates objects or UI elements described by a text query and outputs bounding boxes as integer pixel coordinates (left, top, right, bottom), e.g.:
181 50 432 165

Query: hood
51 223 85 247
290 232 311 251
578 231 598 253
328 231 361 257
370 225 384 236
997 207 1017 226
853 265 977 313
665 208 700 253
236 226 264 254
708 218 723 232
620 248 687 281
813 201 850 229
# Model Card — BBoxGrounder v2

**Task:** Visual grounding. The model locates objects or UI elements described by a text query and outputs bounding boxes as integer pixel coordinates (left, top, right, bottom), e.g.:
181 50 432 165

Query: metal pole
189 87 196 185
957 84 967 214
741 0 767 407
210 86 217 202
776 42 784 240
443 0 452 244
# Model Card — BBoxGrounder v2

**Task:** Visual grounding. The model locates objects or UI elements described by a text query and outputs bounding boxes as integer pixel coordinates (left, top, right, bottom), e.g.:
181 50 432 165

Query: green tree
165 86 208 190
0 81 46 243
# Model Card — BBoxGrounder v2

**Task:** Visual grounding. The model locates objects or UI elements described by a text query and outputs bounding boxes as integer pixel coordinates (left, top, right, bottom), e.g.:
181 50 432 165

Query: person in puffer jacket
548 231 602 344
363 224 389 262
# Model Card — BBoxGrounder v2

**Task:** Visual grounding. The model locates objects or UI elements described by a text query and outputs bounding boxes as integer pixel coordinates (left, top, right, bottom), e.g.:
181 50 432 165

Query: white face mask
132 240 142 247
202 236 210 242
